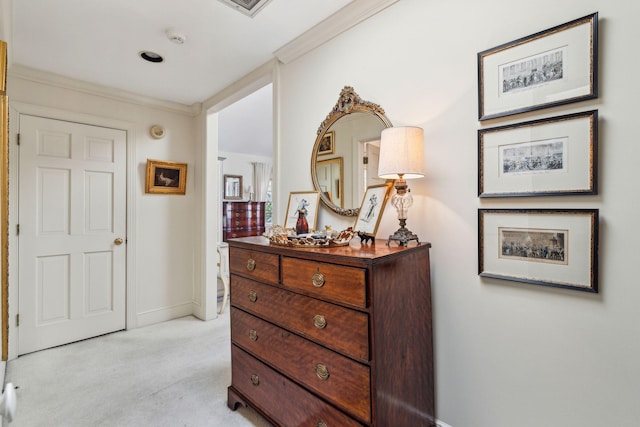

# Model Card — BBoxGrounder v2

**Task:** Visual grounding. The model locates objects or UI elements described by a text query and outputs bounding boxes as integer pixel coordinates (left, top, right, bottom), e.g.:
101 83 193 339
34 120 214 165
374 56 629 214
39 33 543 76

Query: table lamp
378 126 425 246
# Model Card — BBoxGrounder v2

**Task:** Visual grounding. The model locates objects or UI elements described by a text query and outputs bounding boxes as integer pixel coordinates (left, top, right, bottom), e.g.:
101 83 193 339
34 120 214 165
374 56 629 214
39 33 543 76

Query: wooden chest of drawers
227 237 435 426
223 201 265 241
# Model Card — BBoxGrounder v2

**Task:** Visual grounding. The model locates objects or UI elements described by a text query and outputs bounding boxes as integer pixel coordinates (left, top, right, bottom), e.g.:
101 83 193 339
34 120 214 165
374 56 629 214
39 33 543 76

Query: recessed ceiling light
139 51 164 63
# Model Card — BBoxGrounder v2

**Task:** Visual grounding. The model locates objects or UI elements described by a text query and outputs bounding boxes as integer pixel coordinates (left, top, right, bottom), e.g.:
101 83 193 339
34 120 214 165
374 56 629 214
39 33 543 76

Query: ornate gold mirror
311 87 392 216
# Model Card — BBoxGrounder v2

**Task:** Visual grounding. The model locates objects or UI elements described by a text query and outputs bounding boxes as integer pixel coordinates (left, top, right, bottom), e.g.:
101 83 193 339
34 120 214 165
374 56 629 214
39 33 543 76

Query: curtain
252 162 272 201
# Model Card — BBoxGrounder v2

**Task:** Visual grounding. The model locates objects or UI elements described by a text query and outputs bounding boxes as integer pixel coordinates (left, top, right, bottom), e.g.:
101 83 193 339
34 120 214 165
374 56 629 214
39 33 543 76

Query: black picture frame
478 110 598 197
478 208 599 292
478 13 598 121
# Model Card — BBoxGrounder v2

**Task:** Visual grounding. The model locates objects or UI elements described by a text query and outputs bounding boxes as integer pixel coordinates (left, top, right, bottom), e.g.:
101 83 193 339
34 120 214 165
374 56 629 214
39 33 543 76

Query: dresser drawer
231 276 369 362
231 346 365 427
224 216 264 228
229 247 279 284
232 308 371 422
282 257 367 308
224 229 265 241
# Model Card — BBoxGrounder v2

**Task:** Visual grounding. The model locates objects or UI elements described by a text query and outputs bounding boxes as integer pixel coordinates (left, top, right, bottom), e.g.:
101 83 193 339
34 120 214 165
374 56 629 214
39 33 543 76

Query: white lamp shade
378 126 425 179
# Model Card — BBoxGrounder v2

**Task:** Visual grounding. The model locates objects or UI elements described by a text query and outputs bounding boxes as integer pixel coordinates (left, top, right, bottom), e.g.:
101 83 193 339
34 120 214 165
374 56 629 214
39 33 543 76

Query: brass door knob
114 238 124 245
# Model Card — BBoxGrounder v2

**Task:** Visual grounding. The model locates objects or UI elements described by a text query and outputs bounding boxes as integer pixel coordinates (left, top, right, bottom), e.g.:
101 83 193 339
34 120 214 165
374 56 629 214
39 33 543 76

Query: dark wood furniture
222 201 265 242
227 236 435 426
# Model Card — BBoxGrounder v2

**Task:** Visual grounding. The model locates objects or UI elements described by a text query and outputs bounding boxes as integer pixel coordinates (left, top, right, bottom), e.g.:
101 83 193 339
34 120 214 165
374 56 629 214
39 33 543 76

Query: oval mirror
311 87 392 216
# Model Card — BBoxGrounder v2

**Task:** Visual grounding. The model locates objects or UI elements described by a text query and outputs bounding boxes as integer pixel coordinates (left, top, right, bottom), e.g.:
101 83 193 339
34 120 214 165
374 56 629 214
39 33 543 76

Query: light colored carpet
5 309 273 427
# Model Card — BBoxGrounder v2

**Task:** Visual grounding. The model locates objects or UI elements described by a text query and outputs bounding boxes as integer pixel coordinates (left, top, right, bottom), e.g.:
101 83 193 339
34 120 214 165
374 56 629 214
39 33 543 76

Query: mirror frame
223 174 243 200
311 87 392 216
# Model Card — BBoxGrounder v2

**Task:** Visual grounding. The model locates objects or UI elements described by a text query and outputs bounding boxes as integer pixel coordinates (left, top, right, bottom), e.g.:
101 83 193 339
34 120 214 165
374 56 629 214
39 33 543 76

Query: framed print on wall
478 209 599 292
478 12 598 121
145 159 187 195
478 110 598 197
353 183 393 237
317 131 334 155
284 191 320 232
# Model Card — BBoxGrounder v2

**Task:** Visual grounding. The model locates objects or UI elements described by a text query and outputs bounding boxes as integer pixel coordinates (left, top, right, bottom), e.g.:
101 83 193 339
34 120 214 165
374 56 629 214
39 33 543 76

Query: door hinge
16 314 19 327
17 133 20 146
363 156 369 165
16 224 19 235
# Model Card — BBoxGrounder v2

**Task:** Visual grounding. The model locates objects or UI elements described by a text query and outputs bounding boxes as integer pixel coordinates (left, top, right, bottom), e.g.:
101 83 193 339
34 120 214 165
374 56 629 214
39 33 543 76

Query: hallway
5 311 272 426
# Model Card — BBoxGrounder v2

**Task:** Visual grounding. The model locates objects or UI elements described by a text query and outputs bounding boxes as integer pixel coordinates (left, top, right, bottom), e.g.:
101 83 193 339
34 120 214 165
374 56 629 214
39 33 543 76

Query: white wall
7 74 202 330
277 1 640 426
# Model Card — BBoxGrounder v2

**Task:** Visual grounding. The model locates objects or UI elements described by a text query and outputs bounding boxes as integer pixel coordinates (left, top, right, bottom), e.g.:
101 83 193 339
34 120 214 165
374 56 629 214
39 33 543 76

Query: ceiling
8 0 356 105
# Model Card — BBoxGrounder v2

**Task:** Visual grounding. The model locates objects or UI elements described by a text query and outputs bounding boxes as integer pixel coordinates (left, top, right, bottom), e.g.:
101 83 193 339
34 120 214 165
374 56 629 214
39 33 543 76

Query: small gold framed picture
145 159 187 195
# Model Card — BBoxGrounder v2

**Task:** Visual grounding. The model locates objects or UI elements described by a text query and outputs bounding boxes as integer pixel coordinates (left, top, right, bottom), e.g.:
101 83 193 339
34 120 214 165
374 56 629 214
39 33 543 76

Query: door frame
7 102 136 360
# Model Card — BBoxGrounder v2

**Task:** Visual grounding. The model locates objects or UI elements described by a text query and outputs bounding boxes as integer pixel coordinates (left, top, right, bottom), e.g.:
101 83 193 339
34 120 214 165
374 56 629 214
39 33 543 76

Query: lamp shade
377 126 425 179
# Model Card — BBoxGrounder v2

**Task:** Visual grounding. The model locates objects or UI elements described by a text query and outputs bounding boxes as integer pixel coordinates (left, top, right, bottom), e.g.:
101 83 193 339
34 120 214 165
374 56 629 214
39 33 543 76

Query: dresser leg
227 386 248 411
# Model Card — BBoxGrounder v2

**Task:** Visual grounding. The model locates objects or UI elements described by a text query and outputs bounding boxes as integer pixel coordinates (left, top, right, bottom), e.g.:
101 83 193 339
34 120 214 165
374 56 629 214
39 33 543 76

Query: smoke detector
218 0 274 17
166 28 187 44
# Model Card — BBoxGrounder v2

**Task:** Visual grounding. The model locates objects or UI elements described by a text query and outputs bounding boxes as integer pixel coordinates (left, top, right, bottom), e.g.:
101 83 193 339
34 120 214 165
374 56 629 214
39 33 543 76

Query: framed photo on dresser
284 191 320 232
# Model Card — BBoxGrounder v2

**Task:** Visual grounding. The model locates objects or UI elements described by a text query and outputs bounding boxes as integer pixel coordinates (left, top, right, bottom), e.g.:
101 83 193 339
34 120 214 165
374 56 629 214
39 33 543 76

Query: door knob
114 238 124 245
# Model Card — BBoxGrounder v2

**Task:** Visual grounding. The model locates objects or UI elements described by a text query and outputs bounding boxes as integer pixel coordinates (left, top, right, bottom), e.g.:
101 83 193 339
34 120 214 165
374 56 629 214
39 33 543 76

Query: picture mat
480 17 594 119
480 114 594 196
284 191 320 232
480 210 595 289
353 183 392 236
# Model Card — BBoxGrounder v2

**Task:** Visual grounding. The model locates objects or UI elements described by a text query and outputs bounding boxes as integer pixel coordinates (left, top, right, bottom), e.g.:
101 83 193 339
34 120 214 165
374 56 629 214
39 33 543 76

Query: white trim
8 65 201 117
274 0 399 64
7 102 136 359
135 303 194 328
436 420 455 427
198 61 278 321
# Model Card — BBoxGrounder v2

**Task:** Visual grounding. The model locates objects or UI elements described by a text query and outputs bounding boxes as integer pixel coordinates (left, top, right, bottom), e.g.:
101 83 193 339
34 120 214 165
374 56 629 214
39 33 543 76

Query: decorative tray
264 226 355 248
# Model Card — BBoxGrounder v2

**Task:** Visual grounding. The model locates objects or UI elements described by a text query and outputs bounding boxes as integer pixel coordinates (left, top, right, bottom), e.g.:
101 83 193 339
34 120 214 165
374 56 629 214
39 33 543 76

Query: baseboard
135 302 194 328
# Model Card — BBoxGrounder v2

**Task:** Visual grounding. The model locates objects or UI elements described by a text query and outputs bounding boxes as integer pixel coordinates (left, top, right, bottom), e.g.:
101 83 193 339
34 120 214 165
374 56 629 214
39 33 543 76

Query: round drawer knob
314 363 330 381
248 290 258 303
250 374 260 386
249 329 258 341
246 258 256 271
313 314 327 329
311 272 325 288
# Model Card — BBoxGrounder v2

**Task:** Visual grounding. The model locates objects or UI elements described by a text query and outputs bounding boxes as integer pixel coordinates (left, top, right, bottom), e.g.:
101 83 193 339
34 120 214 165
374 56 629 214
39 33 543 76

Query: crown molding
274 0 399 64
8 64 202 117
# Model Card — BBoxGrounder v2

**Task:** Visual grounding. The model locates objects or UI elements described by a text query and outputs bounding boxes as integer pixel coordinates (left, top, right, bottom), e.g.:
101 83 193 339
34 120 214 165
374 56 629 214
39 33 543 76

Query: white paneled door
18 115 126 355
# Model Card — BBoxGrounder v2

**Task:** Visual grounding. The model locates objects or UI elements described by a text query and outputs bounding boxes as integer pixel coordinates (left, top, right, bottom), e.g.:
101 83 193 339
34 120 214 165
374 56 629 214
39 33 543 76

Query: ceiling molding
8 64 202 117
274 0 399 64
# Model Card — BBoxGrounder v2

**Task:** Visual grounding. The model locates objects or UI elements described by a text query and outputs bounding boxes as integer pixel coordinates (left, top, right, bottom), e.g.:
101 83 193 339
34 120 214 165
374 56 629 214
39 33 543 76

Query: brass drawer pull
313 314 327 329
246 258 256 271
250 374 260 386
314 363 330 381
248 290 258 303
248 329 258 341
311 271 325 288
316 422 328 427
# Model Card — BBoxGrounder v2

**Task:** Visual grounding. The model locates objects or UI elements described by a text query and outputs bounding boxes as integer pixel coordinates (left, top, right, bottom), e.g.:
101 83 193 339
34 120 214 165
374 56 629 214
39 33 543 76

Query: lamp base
386 220 420 247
